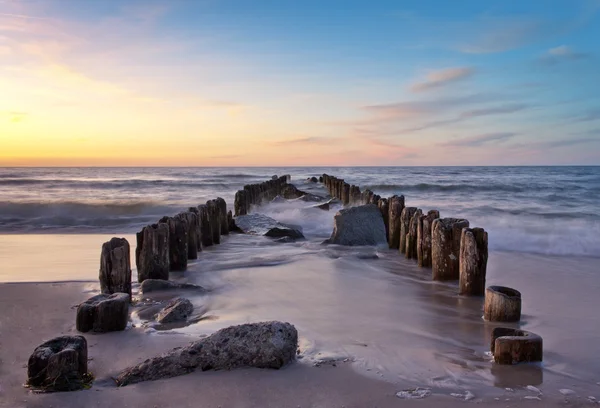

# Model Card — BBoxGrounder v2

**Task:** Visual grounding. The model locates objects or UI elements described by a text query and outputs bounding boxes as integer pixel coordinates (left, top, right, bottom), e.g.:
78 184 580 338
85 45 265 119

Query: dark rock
227 210 240 232
27 335 88 392
99 237 132 296
139 279 206 294
417 210 439 268
76 293 129 333
309 176 318 183
281 184 305 199
136 223 170 283
197 204 213 247
325 204 387 246
491 327 542 364
313 202 330 211
459 227 488 296
484 286 521 322
156 297 194 324
116 321 298 386
319 176 323 183
159 215 189 271
431 218 469 280
235 213 304 240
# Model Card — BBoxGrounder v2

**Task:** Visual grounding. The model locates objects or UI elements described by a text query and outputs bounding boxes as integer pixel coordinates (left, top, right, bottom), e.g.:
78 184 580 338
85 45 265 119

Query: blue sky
1 0 599 165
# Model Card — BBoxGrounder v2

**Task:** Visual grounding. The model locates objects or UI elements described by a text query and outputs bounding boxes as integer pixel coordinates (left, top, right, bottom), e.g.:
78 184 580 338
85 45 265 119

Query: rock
227 210 240 232
197 204 213 247
99 237 132 296
431 218 469 280
205 200 222 245
76 293 129 333
116 321 298 386
319 176 323 183
136 223 170 283
459 227 488 296
139 279 206 294
417 210 439 268
325 204 387 246
235 213 304 240
234 190 248 216
281 184 305 199
215 197 229 235
491 327 543 364
399 207 417 255
156 297 194 324
387 195 405 249
27 335 88 392
159 215 189 271
405 209 422 259
484 286 522 322
179 211 200 260
309 176 318 183
312 202 330 211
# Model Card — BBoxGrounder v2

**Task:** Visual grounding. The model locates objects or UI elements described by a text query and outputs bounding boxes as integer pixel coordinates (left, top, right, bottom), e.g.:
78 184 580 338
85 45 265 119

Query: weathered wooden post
187 207 203 252
459 227 488 296
350 185 361 204
431 218 469 280
178 212 199 260
206 200 221 245
159 215 189 271
99 237 132 296
405 209 422 259
197 204 213 247
216 197 228 235
342 183 350 206
76 293 129 333
387 195 405 249
377 198 389 239
399 207 417 255
136 223 170 282
417 210 439 267
484 286 521 321
491 327 542 364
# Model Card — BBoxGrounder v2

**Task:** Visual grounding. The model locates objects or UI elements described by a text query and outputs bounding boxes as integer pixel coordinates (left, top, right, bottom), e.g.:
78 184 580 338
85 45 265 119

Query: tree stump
405 209 422 259
388 195 405 249
459 227 488 296
234 190 248 216
136 223 170 283
491 327 542 364
99 237 132 296
431 218 469 280
417 210 439 267
399 207 417 255
206 200 222 244
159 215 189 271
27 335 88 391
484 286 521 321
216 197 229 235
76 293 129 333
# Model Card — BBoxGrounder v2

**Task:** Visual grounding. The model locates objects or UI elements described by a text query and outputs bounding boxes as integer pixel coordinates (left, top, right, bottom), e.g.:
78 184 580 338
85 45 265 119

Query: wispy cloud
571 109 600 123
459 104 528 119
440 132 517 147
268 136 333 146
458 18 549 54
410 67 475 92
538 45 590 65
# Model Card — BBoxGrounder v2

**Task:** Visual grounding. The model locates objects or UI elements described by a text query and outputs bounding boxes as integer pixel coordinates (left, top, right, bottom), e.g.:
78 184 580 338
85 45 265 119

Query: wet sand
1 281 588 408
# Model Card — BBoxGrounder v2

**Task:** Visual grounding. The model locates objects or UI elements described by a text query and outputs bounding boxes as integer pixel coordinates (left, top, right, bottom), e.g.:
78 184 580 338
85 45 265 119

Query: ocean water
0 166 598 257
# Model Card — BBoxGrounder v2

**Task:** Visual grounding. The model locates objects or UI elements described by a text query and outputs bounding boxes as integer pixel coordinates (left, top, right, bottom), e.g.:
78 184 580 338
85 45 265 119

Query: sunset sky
1 0 599 166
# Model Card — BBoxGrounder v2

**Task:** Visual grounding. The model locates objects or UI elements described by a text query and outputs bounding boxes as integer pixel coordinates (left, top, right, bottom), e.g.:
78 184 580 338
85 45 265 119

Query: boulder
235 213 304 240
27 335 88 392
156 297 194 324
325 204 387 246
136 223 170 283
139 279 206 294
281 184 305 199
116 321 298 386
159 215 189 271
99 237 132 296
76 293 129 333
309 176 318 183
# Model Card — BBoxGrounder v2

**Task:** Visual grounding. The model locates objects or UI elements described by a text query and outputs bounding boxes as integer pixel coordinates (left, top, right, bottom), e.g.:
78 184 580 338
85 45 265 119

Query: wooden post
491 328 542 364
206 200 221 245
99 237 132 296
342 183 350 206
377 198 389 240
387 195 405 249
216 197 229 235
197 204 213 247
459 227 488 296
417 210 439 267
405 209 422 259
136 223 170 282
484 286 521 321
159 215 189 271
399 207 417 255
431 218 469 280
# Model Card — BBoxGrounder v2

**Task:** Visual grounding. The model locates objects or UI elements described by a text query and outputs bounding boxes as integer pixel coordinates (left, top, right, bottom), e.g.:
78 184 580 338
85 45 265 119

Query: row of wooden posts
233 175 290 216
321 173 489 296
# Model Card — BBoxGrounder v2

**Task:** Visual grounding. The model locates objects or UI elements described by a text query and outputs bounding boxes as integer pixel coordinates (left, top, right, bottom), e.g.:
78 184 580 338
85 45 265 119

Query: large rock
27 335 88 392
325 204 387 246
99 237 132 296
235 213 304 240
139 279 206 294
136 223 170 283
76 293 129 333
156 297 194 324
159 215 189 271
116 321 298 386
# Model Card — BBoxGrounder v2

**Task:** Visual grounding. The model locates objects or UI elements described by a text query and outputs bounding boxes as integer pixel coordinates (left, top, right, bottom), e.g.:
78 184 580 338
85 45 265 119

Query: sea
1 166 599 398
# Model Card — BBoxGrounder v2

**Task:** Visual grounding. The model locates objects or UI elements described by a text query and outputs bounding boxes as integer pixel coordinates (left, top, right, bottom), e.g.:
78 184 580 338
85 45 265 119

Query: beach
1 167 599 407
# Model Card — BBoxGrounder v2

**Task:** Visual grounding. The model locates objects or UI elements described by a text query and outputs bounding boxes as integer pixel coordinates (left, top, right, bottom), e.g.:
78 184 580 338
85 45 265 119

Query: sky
1 0 599 166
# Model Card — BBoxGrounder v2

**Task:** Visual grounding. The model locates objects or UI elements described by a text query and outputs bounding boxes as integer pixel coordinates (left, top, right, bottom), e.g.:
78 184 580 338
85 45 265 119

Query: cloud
538 45 590 65
440 132 517 147
458 18 550 54
268 136 333 146
572 109 600 123
540 136 600 148
410 67 475 92
459 104 528 119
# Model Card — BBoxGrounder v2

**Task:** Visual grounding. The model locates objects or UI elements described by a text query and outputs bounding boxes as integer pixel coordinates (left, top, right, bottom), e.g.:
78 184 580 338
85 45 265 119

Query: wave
0 178 234 190
364 182 586 194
